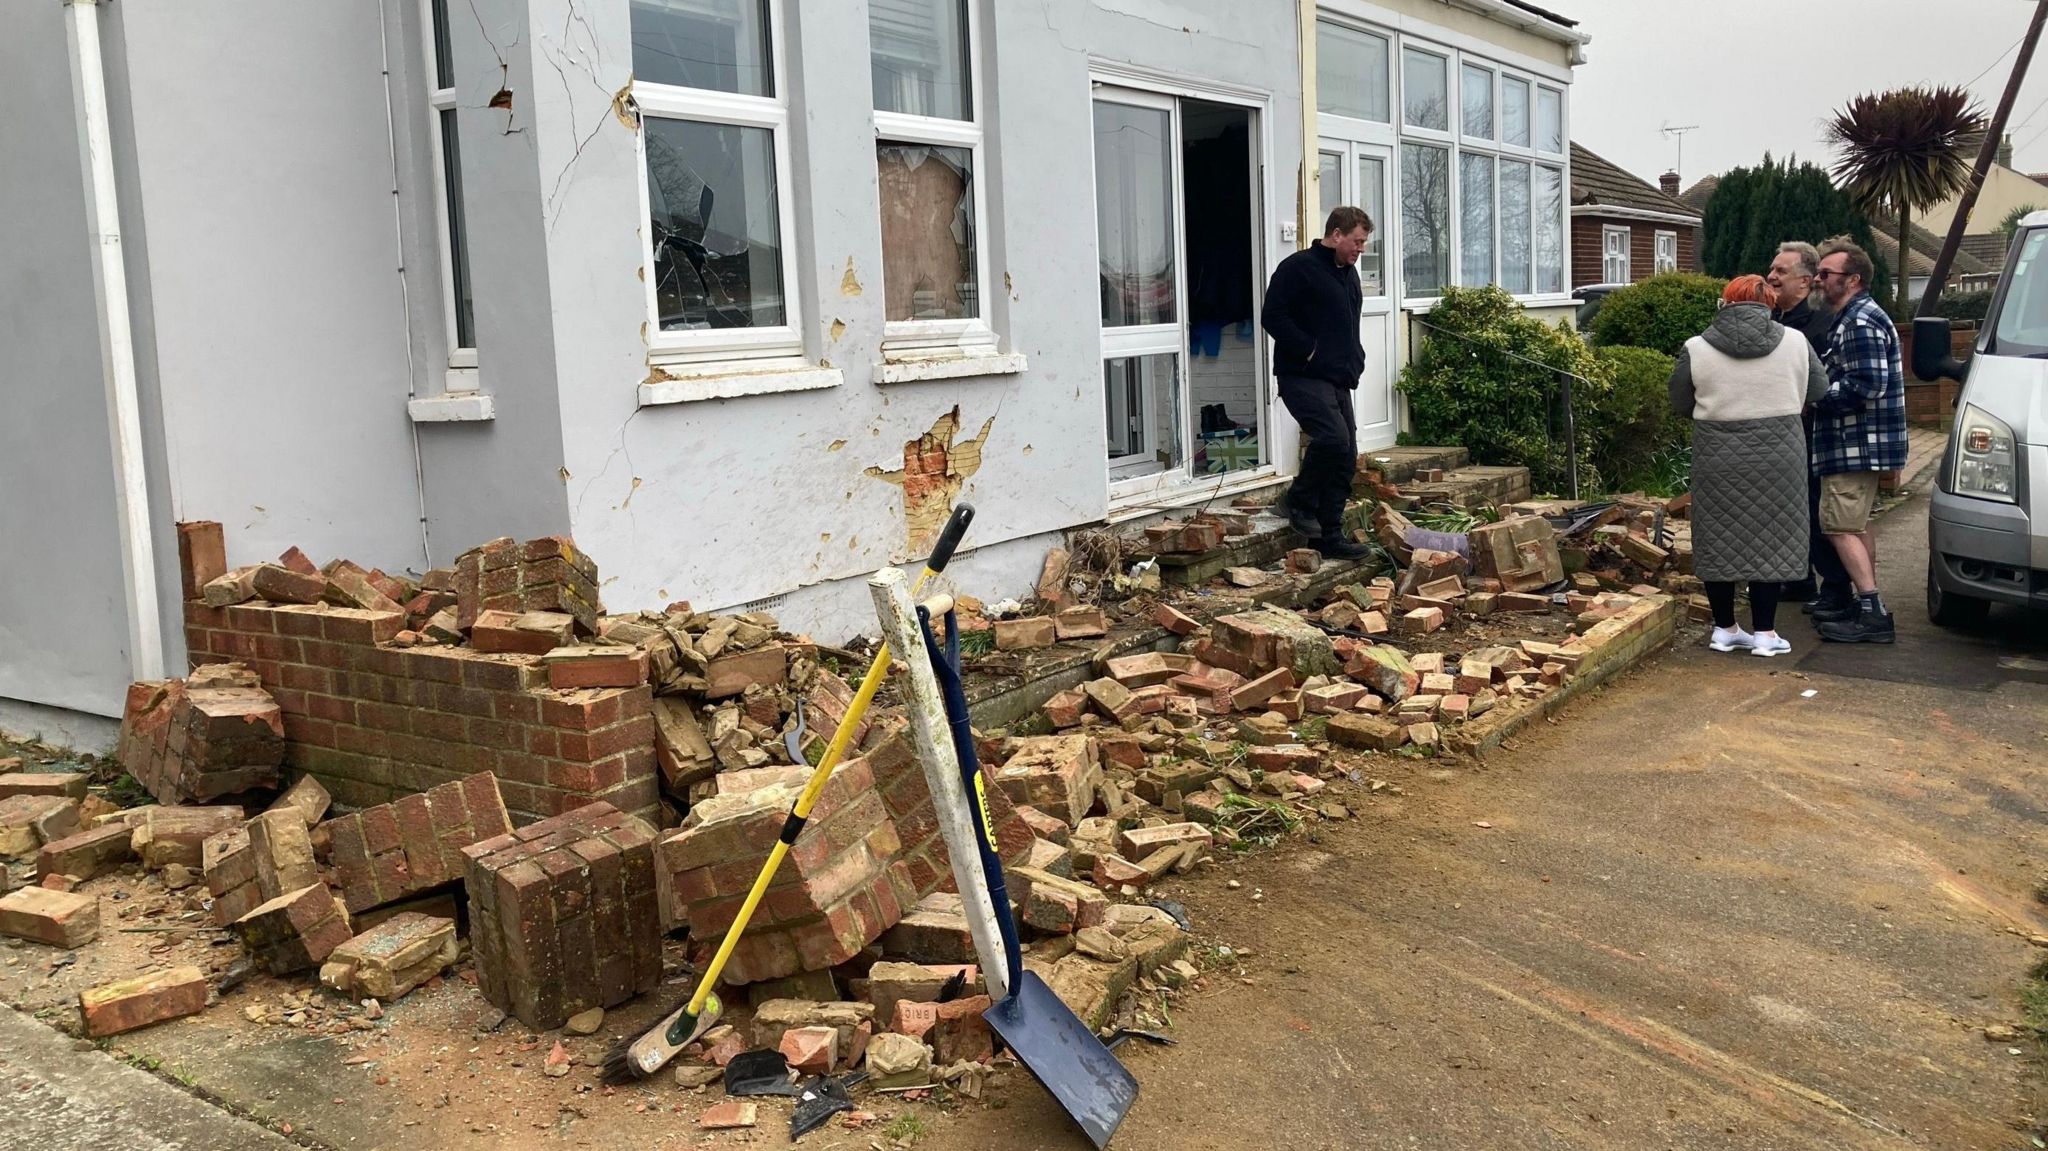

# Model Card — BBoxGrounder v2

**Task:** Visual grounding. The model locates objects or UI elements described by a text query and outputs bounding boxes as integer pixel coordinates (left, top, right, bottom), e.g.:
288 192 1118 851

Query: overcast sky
1551 0 2048 190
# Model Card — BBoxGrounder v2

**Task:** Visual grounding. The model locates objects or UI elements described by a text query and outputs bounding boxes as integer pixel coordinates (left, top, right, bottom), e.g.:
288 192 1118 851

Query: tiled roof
1568 143 1703 220
1959 232 2011 270
1679 175 1719 211
1863 220 1994 280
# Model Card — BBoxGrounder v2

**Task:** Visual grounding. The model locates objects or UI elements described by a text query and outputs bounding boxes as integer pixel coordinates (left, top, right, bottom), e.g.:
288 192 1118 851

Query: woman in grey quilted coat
1668 275 1827 657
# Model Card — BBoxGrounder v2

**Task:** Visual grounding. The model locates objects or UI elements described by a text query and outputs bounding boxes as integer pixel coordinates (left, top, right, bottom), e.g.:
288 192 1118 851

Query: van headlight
1953 405 2019 503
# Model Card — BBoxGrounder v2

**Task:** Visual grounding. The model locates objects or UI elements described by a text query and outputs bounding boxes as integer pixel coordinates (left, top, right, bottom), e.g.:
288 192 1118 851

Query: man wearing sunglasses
1807 238 1906 644
1767 241 1851 615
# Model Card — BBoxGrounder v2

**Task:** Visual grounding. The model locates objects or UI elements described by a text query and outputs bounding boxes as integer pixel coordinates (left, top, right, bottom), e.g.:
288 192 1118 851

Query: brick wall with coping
184 601 658 825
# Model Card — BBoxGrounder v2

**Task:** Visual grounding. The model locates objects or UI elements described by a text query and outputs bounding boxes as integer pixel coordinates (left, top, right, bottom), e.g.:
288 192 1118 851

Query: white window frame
632 1 806 368
1373 24 1571 307
1603 224 1633 283
872 0 994 358
422 0 476 391
1654 229 1679 273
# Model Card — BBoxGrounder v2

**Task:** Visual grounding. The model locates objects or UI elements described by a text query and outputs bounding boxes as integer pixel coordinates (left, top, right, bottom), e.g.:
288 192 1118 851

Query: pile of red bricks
454 536 602 636
463 801 661 1029
116 664 284 804
324 771 512 914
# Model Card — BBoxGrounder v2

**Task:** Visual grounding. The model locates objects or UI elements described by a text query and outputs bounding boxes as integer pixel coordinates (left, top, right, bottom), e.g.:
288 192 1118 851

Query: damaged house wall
501 0 1304 637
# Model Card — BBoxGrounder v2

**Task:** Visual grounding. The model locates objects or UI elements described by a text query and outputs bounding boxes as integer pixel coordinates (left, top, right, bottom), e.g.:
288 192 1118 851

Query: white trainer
1750 631 1792 658
1708 625 1755 652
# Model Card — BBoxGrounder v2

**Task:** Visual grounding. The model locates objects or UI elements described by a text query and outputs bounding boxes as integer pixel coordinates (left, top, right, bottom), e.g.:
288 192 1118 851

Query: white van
1914 215 2048 626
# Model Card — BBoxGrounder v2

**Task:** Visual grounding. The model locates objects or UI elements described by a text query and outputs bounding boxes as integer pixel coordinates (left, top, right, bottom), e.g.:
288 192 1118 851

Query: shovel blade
984 972 1139 1150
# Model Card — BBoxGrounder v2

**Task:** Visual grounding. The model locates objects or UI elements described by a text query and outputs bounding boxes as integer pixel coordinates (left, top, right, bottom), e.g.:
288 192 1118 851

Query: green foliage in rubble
1398 285 1607 495
1588 273 1727 357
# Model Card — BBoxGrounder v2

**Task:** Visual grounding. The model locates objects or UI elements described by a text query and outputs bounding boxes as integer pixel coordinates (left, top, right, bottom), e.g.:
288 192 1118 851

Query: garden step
1399 465 1532 510
1358 445 1471 485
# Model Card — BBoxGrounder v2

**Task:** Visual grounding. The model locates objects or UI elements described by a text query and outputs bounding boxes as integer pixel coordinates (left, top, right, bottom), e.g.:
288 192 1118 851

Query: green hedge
1589 344 1689 493
1398 285 1608 494
1588 273 1728 356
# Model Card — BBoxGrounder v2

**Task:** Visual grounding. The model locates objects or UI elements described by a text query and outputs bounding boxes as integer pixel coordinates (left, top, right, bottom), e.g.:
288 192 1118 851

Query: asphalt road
926 488 2048 1150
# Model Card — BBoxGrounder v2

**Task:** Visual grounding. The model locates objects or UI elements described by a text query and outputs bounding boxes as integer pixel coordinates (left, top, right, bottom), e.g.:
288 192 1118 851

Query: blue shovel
916 603 1140 1149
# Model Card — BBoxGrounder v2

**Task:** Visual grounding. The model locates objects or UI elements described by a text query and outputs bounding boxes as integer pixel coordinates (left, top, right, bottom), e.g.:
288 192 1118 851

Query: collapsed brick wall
183 601 657 825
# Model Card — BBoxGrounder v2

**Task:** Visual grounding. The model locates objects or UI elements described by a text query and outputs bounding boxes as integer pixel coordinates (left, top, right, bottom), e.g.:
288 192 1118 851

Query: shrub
1588 273 1727 356
1932 288 1992 323
1588 345 1687 491
1398 285 1608 494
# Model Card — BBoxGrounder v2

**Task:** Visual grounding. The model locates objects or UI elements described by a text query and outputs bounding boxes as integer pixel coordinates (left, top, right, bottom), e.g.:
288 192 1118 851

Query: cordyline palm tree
1825 86 1986 314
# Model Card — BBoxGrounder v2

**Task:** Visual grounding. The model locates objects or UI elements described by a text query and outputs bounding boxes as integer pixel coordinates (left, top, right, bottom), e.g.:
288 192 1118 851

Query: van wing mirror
1912 316 1969 383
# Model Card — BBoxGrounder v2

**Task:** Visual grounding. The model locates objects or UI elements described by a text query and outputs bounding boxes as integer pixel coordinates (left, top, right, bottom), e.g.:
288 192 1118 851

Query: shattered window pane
878 143 978 322
870 0 971 120
631 0 773 97
644 117 785 331
1105 354 1182 474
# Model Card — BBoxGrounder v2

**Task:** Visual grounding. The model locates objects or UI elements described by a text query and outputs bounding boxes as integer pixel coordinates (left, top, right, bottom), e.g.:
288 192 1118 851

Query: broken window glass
878 143 978 322
631 0 773 97
870 0 971 120
644 117 785 331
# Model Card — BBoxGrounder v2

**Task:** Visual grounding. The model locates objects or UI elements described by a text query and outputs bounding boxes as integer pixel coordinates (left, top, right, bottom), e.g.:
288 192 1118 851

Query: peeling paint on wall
840 258 863 297
864 406 993 553
829 318 847 341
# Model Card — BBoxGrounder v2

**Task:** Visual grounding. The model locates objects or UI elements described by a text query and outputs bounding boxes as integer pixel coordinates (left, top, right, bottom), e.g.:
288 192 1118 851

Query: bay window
632 0 802 364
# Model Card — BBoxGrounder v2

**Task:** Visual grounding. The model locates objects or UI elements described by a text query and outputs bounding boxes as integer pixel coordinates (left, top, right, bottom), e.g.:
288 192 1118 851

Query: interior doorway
1095 88 1267 500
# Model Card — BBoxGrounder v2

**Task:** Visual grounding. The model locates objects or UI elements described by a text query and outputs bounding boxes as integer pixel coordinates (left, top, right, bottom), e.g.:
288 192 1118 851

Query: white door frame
1090 70 1278 512
1317 136 1400 451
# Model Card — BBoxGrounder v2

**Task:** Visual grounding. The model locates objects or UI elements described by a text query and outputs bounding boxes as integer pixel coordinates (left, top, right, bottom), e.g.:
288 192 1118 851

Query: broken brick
1228 668 1294 712
266 775 332 828
176 522 227 601
1012 805 1070 845
247 809 320 899
1010 865 1108 934
867 962 983 1027
0 774 88 802
544 646 650 691
320 912 461 1001
704 643 787 699
1399 607 1446 634
1041 689 1088 729
0 796 77 859
779 1025 839 1076
80 966 208 1037
931 996 995 1064
1151 603 1200 636
992 736 1100 826
470 609 575 656
233 883 354 975
36 823 133 883
994 616 1056 651
250 563 327 605
0 886 99 947
134 806 242 870
325 773 511 913
1117 823 1213 862
1346 646 1418 702
1326 713 1406 752
1102 652 1183 689
1248 744 1321 774
1052 608 1109 640
1285 548 1322 574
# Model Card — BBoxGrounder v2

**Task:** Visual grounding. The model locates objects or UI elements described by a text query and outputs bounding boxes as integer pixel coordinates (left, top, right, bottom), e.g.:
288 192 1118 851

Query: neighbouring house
1918 135 2040 281
1864 219 1995 302
1566 142 1701 287
1 0 1585 744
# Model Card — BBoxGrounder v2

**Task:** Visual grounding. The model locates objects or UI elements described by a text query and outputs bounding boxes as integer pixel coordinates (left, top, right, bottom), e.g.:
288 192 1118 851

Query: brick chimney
1659 170 1682 197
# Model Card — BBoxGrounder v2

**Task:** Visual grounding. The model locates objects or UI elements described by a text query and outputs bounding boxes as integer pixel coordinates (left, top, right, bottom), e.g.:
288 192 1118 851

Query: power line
1964 31 2027 92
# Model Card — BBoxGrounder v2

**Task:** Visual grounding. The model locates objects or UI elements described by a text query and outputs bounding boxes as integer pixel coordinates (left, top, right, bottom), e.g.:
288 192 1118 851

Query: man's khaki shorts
1819 471 1882 534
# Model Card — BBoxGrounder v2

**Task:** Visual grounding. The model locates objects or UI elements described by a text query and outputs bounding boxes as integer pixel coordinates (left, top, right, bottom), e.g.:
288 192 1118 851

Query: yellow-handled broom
600 504 975 1082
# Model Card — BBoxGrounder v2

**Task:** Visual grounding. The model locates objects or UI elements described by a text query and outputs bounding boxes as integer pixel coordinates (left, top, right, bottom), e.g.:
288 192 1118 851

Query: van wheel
1927 557 1990 628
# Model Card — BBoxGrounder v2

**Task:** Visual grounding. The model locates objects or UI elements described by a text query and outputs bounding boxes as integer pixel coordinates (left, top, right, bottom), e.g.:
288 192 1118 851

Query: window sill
1105 465 1282 523
873 351 1027 384
408 393 496 422
637 361 843 406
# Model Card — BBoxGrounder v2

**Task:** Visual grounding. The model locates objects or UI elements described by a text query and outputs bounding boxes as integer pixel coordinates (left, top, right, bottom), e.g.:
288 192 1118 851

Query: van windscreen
1991 229 2048 356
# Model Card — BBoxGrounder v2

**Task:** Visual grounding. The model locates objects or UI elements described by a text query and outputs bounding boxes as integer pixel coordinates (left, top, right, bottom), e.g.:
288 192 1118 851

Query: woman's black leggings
1705 580 1782 631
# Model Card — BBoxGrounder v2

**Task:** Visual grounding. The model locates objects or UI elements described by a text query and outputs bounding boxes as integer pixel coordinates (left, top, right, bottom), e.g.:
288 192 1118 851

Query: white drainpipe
64 0 165 682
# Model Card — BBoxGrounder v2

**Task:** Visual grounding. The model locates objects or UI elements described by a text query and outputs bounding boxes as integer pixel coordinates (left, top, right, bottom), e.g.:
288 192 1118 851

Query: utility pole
1662 123 1700 178
1921 0 2048 316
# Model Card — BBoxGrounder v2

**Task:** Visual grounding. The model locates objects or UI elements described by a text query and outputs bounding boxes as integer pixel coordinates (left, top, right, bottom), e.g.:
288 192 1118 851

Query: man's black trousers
1277 375 1357 535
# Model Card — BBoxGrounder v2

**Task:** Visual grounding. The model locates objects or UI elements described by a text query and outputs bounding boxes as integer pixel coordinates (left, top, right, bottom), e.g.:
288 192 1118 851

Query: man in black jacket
1264 206 1373 559
1766 240 1851 612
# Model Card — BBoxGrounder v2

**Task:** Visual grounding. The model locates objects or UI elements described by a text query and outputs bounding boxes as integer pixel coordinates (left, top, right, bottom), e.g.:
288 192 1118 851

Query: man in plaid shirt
1808 239 1906 644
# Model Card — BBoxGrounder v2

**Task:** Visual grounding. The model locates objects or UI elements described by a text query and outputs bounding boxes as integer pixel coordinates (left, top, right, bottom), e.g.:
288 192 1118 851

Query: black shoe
1316 537 1372 561
1808 594 1857 623
1817 604 1896 644
1288 514 1324 540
